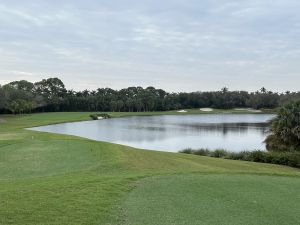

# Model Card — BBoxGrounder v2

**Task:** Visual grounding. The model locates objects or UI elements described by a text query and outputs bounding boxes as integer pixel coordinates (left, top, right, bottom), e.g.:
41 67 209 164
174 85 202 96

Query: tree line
0 77 299 114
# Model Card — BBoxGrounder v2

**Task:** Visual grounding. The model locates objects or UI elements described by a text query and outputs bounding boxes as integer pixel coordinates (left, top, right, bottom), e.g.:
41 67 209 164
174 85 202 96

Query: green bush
194 149 210 156
249 151 268 163
209 149 227 158
90 113 111 120
180 148 193 154
226 151 251 161
180 148 300 168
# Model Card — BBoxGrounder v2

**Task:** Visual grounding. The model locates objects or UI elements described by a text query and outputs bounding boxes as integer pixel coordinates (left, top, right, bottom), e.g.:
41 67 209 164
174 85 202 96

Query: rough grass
0 112 298 225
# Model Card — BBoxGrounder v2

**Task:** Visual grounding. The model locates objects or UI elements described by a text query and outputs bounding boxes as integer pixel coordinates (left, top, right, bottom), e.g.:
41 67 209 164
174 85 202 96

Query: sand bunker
177 110 187 113
234 108 262 113
234 108 251 111
247 109 262 113
200 108 213 112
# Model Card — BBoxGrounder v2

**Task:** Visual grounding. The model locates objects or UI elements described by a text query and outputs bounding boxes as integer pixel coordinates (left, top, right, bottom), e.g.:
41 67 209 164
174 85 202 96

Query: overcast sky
0 0 299 92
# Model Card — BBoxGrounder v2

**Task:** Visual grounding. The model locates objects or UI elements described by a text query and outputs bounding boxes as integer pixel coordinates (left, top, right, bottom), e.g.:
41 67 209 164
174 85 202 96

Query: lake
29 114 275 152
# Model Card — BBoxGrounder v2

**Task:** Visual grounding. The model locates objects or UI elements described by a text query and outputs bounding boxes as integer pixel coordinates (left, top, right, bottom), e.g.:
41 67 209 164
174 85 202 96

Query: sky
0 0 299 92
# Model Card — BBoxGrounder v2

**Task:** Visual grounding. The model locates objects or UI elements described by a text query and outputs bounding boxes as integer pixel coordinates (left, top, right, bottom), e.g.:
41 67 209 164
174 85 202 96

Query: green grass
123 174 300 225
0 111 298 225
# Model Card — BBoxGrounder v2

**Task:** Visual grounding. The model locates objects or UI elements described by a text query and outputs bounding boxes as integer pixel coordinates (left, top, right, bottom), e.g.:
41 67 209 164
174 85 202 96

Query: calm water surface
29 114 275 152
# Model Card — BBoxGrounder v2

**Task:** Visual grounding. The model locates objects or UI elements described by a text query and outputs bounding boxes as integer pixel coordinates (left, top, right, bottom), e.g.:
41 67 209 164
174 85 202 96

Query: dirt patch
0 118 6 124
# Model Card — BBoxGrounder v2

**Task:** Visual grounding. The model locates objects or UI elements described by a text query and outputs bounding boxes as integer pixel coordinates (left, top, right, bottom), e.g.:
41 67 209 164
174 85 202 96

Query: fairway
0 112 299 225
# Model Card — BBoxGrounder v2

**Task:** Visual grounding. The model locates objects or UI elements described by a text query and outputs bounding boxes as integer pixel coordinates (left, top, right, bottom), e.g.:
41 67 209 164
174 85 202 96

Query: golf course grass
0 111 299 225
123 174 300 225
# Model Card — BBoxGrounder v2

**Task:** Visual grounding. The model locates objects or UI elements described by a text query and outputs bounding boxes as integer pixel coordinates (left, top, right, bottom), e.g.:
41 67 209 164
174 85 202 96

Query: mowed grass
123 174 300 225
0 112 299 225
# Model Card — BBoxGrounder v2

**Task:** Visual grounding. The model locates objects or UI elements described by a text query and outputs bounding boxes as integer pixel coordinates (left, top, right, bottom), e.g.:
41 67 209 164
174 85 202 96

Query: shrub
249 151 269 163
90 113 111 120
226 151 251 161
209 149 227 158
194 149 210 156
180 149 300 168
180 148 193 154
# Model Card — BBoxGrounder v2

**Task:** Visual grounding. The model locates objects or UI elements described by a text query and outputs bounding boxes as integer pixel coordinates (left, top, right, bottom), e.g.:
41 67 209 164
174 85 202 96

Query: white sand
200 108 213 112
234 108 250 111
247 109 262 113
177 110 187 113
234 108 261 112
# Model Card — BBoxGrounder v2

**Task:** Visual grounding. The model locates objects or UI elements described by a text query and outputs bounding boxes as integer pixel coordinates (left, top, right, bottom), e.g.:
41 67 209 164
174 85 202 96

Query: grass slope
0 112 298 225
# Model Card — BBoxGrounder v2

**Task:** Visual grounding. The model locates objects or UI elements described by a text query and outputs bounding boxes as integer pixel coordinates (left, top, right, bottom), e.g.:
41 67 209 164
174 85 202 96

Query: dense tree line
0 77 299 114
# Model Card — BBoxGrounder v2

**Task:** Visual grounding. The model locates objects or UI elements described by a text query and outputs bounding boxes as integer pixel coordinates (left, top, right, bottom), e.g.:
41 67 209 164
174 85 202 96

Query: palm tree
260 87 267 93
265 100 300 152
221 87 228 93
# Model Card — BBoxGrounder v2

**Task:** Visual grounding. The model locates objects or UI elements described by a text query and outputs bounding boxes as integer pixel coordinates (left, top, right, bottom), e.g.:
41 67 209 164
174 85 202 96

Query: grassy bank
0 111 299 225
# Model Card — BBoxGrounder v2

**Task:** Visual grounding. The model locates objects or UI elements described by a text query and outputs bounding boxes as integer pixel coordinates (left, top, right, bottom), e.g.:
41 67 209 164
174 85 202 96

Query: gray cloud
0 0 299 92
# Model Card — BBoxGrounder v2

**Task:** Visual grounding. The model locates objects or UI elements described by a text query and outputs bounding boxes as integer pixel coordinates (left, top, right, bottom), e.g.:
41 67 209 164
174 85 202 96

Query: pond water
29 114 275 152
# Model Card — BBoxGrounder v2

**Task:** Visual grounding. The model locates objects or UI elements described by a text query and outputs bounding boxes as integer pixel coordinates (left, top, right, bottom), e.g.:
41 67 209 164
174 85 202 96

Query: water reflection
177 123 269 135
29 114 275 152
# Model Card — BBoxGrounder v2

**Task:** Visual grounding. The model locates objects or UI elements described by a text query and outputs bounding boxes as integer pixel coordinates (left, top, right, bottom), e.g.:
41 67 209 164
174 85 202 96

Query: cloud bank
0 0 299 91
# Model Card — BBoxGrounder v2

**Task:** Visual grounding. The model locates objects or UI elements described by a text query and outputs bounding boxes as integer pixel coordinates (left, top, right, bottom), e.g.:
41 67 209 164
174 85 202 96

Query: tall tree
34 78 66 99
260 87 267 93
265 100 300 152
0 86 6 109
8 80 34 92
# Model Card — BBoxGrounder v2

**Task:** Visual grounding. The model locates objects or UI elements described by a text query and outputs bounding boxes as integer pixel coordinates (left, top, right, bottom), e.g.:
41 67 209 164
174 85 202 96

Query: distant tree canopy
0 77 299 114
265 100 300 152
